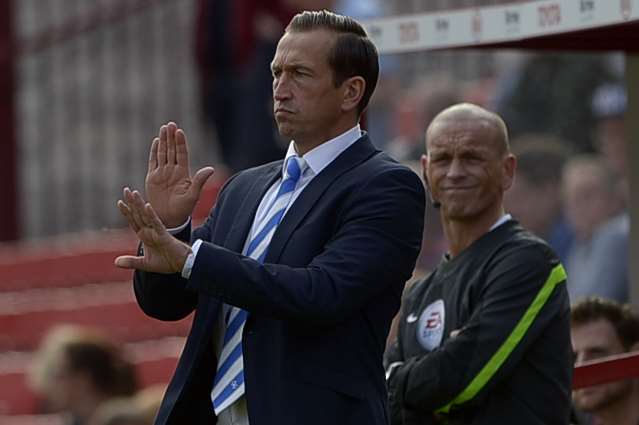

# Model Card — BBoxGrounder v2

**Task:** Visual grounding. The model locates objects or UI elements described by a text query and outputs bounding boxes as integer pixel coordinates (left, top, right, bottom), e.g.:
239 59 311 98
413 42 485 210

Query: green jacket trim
436 264 567 414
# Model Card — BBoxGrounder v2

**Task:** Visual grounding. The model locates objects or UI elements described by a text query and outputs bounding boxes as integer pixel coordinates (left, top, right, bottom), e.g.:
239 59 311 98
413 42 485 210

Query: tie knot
285 156 304 182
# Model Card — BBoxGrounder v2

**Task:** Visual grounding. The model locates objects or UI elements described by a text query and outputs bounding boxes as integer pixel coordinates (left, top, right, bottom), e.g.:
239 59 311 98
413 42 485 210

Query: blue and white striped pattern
211 156 304 415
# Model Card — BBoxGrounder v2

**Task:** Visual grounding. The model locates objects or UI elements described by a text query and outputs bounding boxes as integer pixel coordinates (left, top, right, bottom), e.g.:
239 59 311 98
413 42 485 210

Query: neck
442 207 505 258
294 118 358 155
596 387 639 425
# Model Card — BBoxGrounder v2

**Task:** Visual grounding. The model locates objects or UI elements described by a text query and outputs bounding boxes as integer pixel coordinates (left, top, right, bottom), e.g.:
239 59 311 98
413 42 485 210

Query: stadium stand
0 182 222 417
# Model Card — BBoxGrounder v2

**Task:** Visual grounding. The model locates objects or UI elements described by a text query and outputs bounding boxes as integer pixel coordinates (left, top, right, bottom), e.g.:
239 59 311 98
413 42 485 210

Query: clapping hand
115 188 191 273
145 122 215 228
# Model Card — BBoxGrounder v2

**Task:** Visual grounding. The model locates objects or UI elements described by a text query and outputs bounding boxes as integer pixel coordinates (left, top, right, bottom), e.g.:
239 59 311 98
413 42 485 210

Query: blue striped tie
211 156 305 415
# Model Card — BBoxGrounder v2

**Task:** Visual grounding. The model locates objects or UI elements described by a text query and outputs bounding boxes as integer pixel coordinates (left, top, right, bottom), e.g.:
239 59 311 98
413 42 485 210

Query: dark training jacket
386 220 572 425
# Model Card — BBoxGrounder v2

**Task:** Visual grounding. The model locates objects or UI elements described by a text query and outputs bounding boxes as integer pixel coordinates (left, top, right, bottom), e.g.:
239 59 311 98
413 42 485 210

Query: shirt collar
490 213 513 231
283 124 362 177
443 213 513 261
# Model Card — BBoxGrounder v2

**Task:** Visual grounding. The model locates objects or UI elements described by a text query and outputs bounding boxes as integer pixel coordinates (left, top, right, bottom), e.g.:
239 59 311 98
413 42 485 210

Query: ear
421 154 430 188
421 154 441 208
502 153 516 191
341 76 366 113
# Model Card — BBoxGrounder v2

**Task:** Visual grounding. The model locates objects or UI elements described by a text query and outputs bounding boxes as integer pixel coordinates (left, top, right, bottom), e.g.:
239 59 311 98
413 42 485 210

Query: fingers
119 188 144 232
117 199 140 233
114 255 145 269
148 138 159 171
125 188 149 229
167 122 177 165
120 187 153 231
144 202 167 233
158 125 168 166
175 128 189 167
191 167 216 197
131 190 156 229
156 122 182 167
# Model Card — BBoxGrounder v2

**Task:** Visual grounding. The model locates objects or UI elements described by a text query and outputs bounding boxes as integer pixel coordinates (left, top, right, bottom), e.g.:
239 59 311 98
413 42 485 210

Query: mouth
274 107 294 115
442 186 476 192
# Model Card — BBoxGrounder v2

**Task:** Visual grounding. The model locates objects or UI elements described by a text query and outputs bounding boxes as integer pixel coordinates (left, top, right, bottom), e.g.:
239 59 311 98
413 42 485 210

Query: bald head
422 102 516 241
426 103 510 156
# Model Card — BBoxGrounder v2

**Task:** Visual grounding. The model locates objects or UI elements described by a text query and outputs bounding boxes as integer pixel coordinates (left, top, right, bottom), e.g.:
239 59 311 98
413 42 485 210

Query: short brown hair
286 10 379 115
571 297 639 350
511 134 572 185
29 325 137 398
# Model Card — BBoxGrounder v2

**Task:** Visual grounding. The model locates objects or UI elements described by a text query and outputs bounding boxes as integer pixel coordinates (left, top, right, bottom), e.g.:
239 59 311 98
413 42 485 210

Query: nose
446 157 466 179
273 74 291 101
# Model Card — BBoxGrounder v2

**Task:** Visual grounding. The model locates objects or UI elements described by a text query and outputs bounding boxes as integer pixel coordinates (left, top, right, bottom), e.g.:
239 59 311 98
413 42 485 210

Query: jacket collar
265 134 377 263
224 133 378 262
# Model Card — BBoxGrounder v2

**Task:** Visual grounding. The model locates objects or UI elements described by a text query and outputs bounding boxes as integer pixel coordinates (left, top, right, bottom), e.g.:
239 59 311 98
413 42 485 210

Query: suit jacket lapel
223 161 282 252
265 135 378 263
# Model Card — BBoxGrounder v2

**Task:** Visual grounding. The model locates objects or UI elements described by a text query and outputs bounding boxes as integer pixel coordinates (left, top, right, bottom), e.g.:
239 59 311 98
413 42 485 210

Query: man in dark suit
115 10 425 425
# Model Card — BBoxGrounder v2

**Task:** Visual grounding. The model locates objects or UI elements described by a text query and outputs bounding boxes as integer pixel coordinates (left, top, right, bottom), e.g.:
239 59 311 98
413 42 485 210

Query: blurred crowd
28 325 164 425
14 2 635 425
194 0 631 306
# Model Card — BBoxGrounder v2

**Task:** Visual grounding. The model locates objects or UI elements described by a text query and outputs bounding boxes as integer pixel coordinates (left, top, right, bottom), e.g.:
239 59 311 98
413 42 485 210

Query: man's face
562 166 612 241
595 118 627 178
271 29 346 146
572 319 633 413
424 120 513 221
504 175 558 237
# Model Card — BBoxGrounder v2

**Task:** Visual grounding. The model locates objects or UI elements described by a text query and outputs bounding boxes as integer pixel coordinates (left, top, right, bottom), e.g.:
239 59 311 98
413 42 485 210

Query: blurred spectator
591 82 628 204
88 398 148 425
493 53 613 151
194 0 294 172
387 76 460 162
28 325 138 425
562 156 629 303
505 134 574 263
332 0 397 149
88 385 165 425
571 297 639 425
132 385 165 425
195 0 336 172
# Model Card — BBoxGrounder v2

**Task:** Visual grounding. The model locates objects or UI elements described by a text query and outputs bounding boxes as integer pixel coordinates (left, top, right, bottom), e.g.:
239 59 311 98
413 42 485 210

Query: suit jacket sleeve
185 167 425 324
388 243 568 415
132 174 237 321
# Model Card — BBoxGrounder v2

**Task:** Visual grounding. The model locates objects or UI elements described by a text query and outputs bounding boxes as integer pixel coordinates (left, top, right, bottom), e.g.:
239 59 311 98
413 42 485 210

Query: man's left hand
115 187 191 274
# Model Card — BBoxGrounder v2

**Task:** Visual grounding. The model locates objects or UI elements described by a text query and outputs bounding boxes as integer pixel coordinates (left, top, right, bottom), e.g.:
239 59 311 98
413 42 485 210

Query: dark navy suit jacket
133 135 425 425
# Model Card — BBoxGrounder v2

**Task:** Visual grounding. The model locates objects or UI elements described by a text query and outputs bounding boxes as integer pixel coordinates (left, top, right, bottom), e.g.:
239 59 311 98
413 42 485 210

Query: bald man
385 104 572 424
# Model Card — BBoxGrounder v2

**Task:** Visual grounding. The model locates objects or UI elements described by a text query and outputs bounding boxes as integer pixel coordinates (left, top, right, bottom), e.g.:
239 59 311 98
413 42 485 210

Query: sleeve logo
417 299 445 350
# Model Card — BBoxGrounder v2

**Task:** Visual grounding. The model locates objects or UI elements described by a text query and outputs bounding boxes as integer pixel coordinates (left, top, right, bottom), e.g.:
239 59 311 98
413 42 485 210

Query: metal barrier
573 350 639 389
15 0 217 239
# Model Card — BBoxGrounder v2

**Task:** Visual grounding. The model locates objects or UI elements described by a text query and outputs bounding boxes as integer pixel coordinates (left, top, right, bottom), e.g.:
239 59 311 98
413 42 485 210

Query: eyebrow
271 60 313 71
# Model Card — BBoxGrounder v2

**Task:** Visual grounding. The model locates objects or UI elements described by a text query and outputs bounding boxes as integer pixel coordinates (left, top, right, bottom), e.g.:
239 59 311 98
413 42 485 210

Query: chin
275 122 295 139
442 205 476 220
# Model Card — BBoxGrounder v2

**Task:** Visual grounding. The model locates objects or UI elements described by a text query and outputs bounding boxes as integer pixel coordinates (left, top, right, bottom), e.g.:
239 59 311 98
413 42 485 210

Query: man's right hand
145 122 215 228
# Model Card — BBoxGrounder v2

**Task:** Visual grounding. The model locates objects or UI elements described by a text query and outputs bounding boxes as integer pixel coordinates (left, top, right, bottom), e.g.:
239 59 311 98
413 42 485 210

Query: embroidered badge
416 299 445 350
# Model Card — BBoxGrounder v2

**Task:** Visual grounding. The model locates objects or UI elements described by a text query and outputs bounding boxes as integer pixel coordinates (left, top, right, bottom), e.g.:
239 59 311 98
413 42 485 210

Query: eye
461 153 483 164
430 155 449 164
293 67 312 78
